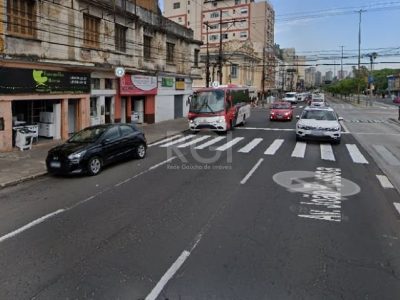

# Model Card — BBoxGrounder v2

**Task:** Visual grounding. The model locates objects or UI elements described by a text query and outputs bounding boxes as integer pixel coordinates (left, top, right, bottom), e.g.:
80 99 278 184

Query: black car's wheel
135 143 146 159
87 156 102 176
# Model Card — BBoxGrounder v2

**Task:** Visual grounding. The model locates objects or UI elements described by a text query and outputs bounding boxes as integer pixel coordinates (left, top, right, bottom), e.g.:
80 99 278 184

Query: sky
159 0 400 75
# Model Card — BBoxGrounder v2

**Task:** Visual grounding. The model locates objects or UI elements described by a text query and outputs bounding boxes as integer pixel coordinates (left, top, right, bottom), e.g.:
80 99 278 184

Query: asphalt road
0 104 399 300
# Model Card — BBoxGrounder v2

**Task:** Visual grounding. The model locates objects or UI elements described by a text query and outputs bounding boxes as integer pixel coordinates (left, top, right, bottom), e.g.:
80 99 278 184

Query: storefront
119 74 157 124
90 73 117 125
155 76 193 122
0 67 90 152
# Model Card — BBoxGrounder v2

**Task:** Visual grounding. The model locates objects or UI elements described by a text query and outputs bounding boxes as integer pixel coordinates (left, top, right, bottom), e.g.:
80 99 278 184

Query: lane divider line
240 158 264 185
394 203 400 216
376 175 394 189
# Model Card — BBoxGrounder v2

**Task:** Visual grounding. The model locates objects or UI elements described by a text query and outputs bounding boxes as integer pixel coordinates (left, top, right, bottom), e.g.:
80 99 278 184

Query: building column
126 96 132 123
79 96 90 130
61 98 69 140
114 79 121 123
0 100 12 152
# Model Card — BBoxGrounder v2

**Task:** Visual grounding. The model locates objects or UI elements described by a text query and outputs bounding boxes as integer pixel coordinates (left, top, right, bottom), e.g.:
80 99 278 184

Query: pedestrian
398 106 400 121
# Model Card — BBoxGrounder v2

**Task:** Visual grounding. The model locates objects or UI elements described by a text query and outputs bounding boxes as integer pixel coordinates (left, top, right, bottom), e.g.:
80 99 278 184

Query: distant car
283 92 297 104
309 98 327 107
46 124 147 176
269 101 293 121
296 106 342 144
393 96 400 104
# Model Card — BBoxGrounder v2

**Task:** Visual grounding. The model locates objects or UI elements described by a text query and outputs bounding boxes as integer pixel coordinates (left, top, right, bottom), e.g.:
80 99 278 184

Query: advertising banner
120 74 157 95
0 68 90 94
175 78 185 90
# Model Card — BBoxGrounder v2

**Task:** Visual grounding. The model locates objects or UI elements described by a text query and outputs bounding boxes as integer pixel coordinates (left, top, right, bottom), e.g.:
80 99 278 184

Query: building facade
164 0 275 95
0 0 201 152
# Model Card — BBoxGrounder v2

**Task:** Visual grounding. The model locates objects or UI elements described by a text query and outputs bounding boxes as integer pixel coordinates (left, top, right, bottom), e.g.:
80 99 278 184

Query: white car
283 92 297 104
296 107 343 144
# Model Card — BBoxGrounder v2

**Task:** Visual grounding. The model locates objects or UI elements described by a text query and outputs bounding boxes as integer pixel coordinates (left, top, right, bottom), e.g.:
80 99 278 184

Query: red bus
188 85 251 132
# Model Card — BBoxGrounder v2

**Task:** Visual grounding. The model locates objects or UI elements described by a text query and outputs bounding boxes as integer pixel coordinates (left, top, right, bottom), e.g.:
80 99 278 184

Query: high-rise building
325 71 333 82
305 67 316 88
315 71 322 86
164 0 275 95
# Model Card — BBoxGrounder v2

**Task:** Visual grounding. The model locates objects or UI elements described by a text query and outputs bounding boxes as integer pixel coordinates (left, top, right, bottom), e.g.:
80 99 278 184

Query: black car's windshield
271 103 291 109
68 127 107 143
189 90 225 113
301 110 337 121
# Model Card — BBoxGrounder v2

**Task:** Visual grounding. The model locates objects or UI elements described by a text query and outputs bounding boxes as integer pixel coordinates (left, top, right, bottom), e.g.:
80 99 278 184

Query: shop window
90 97 98 117
231 64 238 79
105 78 113 89
115 24 127 52
144 35 152 59
7 0 36 38
166 42 175 63
83 14 100 48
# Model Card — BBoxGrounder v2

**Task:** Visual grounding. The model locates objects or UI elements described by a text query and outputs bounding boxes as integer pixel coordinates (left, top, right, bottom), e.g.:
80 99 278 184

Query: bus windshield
189 90 225 113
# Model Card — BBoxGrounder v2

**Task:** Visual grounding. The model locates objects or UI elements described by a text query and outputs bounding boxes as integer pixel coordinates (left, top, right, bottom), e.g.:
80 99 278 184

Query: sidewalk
0 118 188 189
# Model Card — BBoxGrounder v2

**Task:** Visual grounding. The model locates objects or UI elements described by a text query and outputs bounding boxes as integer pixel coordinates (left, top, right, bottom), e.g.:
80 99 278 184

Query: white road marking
145 250 191 300
238 138 263 153
177 135 210 148
291 142 306 158
195 136 225 149
340 121 350 133
148 135 182 147
236 127 295 132
345 144 369 164
376 175 394 189
0 209 65 244
373 145 400 166
264 139 284 155
394 203 400 216
215 137 244 151
320 144 335 161
159 135 195 147
240 158 264 184
0 157 179 244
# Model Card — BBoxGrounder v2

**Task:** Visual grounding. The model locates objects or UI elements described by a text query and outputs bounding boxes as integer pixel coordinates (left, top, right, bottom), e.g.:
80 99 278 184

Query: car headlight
68 150 86 162
297 124 307 129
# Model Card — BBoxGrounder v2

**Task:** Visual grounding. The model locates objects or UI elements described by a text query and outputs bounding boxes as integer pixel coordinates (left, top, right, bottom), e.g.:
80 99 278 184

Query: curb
0 171 48 190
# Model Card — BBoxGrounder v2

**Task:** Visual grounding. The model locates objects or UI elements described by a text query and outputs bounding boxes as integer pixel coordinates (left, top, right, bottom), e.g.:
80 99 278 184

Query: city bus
188 84 251 132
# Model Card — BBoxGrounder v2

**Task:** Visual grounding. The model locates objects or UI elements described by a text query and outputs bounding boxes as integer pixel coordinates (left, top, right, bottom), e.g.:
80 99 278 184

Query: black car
46 123 147 176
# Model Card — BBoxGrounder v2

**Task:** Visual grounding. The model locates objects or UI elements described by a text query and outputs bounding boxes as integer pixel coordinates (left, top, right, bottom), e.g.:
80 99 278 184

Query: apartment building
0 0 201 152
164 0 275 96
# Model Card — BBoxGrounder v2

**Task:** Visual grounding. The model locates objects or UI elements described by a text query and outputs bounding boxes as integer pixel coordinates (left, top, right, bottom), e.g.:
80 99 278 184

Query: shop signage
175 78 185 90
161 77 174 87
120 74 157 95
0 68 90 94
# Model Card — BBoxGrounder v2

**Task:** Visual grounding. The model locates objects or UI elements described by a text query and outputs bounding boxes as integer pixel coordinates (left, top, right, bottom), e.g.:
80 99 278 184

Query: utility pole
205 21 210 87
340 45 344 80
357 9 365 103
218 9 223 85
261 46 266 102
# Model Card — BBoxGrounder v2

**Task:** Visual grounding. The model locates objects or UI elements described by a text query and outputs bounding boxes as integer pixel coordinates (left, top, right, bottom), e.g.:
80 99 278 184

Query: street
0 103 400 299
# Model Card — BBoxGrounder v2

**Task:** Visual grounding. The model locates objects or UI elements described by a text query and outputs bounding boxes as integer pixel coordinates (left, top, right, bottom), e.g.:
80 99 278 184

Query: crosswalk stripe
238 138 263 153
345 144 369 164
215 137 245 151
394 203 400 216
264 139 284 155
320 144 335 161
291 142 306 158
177 135 211 148
372 145 400 166
159 135 195 147
376 175 394 189
195 136 226 149
149 135 182 147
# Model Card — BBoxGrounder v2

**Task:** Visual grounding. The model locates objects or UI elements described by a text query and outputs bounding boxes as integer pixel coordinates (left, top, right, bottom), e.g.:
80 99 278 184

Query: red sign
120 74 157 95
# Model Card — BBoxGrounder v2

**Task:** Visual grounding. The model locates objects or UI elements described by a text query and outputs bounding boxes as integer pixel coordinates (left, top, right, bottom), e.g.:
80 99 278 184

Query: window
194 49 199 67
240 31 247 38
212 1 217 6
91 78 100 89
178 17 182 22
84 14 100 47
240 8 248 14
103 126 121 140
231 65 238 78
210 11 219 18
105 79 113 89
235 0 241 4
222 11 229 17
173 2 180 9
7 0 36 38
90 97 98 117
115 24 126 52
209 34 219 41
222 33 228 40
120 125 135 136
221 23 228 29
166 42 175 63
209 24 218 30
144 35 152 59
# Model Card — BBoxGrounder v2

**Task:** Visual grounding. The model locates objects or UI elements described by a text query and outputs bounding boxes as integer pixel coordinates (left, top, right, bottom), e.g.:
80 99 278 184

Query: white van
283 92 297 104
